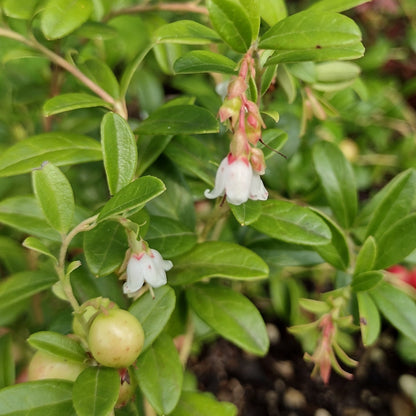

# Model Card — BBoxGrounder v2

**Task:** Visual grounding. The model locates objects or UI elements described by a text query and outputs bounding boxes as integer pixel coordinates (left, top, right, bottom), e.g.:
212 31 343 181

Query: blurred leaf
153 42 183 75
22 237 57 262
0 236 28 273
2 0 39 19
357 291 380 347
259 11 364 64
97 176 165 222
174 50 237 74
170 391 237 416
134 334 183 415
239 0 260 40
41 0 93 39
259 0 287 26
168 241 269 285
352 271 383 292
72 367 119 416
32 162 75 234
0 380 75 415
136 135 173 176
27 331 86 363
307 0 370 12
136 105 219 135
276 64 296 103
154 20 221 44
207 0 253 53
374 213 416 269
129 286 176 351
83 221 126 276
0 334 14 389
101 112 137 195
74 22 118 40
251 200 331 246
43 93 112 116
187 283 269 355
79 59 119 98
371 282 416 344
0 133 102 178
260 128 288 159
261 63 278 96
354 236 377 275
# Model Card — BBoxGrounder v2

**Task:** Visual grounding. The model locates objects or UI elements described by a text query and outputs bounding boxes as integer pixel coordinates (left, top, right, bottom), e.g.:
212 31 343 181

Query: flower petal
204 156 228 199
225 158 252 205
249 173 268 201
124 255 146 295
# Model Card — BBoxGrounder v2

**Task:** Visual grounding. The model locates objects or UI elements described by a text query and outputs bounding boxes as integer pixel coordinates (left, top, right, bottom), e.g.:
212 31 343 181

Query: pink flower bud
250 148 266 174
228 77 247 99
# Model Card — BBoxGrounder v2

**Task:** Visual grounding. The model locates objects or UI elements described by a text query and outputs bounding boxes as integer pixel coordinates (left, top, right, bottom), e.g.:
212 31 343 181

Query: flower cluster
205 51 269 206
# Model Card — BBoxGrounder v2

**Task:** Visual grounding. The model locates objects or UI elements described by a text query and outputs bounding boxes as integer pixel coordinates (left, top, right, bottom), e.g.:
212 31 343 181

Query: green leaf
370 282 416 344
365 169 416 241
312 140 357 228
136 134 173 176
145 216 197 258
308 0 370 12
259 11 364 64
0 271 57 315
136 105 219 135
311 208 350 270
97 176 165 222
0 196 61 241
41 0 93 40
251 200 331 246
171 391 237 416
357 291 380 346
0 132 102 178
134 334 183 415
0 380 75 416
352 271 383 292
72 367 119 416
207 0 253 53
129 286 176 351
22 237 57 262
32 162 75 234
354 236 377 275
83 221 126 277
2 0 39 19
101 112 137 195
230 199 263 226
239 0 260 40
187 283 269 355
259 0 287 26
374 213 416 269
0 334 14 389
168 241 269 286
27 331 86 363
73 22 118 40
261 128 288 159
174 51 238 75
154 20 221 44
43 93 112 116
0 236 28 273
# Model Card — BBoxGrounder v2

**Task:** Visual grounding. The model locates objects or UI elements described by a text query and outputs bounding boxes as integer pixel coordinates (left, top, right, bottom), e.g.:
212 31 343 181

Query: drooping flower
204 153 268 205
123 249 173 297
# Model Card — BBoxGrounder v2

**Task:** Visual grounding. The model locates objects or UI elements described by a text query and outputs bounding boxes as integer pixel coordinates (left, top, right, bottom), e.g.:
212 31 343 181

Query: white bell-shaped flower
205 154 268 205
123 249 173 297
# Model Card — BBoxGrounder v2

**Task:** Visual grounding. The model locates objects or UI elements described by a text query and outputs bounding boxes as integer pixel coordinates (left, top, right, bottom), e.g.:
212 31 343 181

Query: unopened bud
250 147 266 174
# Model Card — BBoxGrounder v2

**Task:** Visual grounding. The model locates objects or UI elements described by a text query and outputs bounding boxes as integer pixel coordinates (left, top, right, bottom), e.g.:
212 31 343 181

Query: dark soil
189 321 416 416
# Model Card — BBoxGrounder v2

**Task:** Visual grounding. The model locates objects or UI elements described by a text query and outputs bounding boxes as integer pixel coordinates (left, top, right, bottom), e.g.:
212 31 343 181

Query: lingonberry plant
0 0 415 415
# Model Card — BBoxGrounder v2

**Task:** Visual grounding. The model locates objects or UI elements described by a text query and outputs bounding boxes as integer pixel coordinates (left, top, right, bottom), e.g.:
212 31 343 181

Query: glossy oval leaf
308 0 371 12
170 391 237 416
370 282 416 344
97 176 165 222
129 285 176 351
357 291 380 347
27 331 86 363
43 93 112 116
154 20 221 45
2 0 39 19
354 236 377 275
0 271 57 315
72 367 119 416
83 221 126 276
351 271 383 292
312 140 357 228
0 196 61 241
259 0 287 26
174 50 238 74
230 199 263 226
365 169 416 241
0 380 75 416
135 105 219 135
41 0 93 40
187 283 269 355
32 162 75 234
0 334 14 389
0 132 102 178
101 112 137 195
22 237 57 262
251 200 331 246
374 213 416 269
168 241 269 285
207 0 253 53
259 11 364 64
134 334 183 415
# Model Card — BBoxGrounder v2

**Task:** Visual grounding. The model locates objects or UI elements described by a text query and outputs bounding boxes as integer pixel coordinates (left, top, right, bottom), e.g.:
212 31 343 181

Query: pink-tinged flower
204 154 268 205
123 249 173 297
